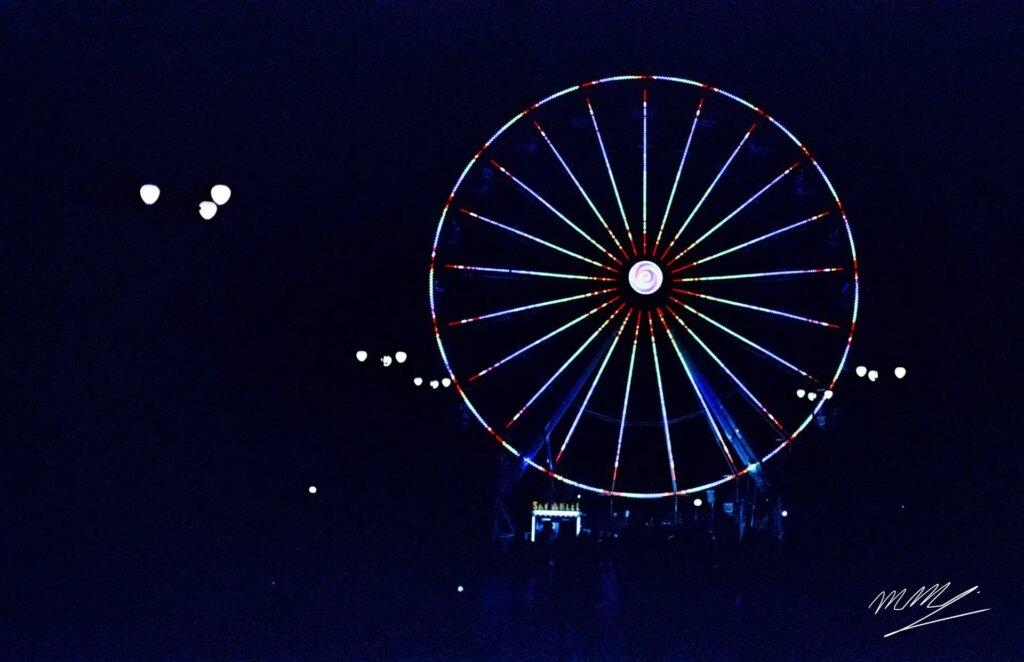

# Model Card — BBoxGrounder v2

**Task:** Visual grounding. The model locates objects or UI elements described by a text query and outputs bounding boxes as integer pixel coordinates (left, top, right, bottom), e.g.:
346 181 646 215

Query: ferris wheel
429 75 858 498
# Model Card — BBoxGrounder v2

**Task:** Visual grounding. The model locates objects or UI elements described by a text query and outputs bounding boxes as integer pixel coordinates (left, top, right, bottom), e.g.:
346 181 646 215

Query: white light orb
210 184 232 206
395 351 408 364
855 366 867 377
413 377 423 386
693 498 702 507
894 366 907 379
627 260 663 295
781 509 788 518
381 355 393 367
823 390 834 400
429 380 440 389
441 377 452 388
356 350 368 362
198 201 218 220
139 184 160 205
807 392 818 402
868 369 879 382
308 486 317 494
796 389 806 399
457 585 464 593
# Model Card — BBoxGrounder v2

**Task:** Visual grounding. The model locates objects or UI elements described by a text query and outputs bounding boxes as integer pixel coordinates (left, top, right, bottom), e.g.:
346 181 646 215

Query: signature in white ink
868 582 990 638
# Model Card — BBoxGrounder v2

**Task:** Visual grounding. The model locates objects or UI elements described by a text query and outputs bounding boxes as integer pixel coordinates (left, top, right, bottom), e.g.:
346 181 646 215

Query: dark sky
0 2 1021 659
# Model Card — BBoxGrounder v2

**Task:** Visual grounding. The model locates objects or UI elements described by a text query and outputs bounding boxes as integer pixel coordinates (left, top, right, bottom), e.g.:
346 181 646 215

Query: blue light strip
659 124 756 260
672 211 829 274
556 311 632 464
669 162 799 264
674 267 843 283
670 298 815 380
490 160 622 266
534 121 629 260
648 312 678 492
656 310 737 474
446 264 616 282
673 288 841 328
469 296 619 382
449 287 616 327
460 209 616 273
587 98 637 255
653 98 703 255
611 314 642 490
642 89 648 254
507 304 625 427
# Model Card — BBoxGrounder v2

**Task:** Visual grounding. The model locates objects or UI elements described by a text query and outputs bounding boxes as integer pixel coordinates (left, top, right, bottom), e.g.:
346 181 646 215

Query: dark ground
0 2 1021 659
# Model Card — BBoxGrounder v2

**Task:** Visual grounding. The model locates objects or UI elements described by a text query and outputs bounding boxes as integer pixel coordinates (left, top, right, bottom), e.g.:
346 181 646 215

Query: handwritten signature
869 582 990 638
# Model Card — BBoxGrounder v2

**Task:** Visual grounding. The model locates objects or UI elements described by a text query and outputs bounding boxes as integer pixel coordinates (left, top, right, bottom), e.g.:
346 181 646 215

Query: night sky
1 2 1021 659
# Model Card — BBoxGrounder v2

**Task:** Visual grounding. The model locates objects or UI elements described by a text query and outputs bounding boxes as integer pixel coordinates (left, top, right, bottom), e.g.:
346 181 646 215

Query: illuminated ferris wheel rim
428 74 860 498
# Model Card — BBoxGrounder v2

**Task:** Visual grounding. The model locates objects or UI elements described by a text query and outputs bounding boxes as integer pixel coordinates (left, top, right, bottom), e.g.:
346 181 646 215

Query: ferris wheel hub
628 260 664 295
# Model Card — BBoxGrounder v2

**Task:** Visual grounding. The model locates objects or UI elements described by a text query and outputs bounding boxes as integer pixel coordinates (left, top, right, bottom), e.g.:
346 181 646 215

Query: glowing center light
627 260 663 295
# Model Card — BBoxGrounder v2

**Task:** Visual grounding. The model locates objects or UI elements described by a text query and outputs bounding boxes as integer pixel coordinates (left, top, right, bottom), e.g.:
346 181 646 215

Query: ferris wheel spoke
445 264 616 283
652 98 703 255
655 310 738 474
664 307 786 433
668 296 816 381
655 311 737 477
555 310 633 465
489 159 622 266
448 287 617 327
647 311 679 493
667 162 800 266
659 124 757 261
672 211 831 274
611 313 643 490
467 296 619 382
460 208 617 273
642 89 648 254
507 304 626 428
672 288 841 329
674 266 844 283
586 98 638 255
534 121 630 260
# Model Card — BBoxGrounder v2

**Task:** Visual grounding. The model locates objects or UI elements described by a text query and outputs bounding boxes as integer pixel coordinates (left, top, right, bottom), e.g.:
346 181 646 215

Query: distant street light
796 389 806 399
894 366 907 379
413 377 423 386
395 351 408 364
855 366 867 377
210 184 232 206
441 377 452 388
381 355 393 367
139 184 160 205
356 351 368 362
429 380 440 389
693 498 702 507
868 369 879 382
823 390 834 400
807 392 817 402
198 201 218 220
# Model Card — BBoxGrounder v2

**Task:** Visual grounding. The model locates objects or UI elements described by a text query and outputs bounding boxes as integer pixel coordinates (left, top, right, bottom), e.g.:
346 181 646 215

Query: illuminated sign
531 501 580 515
530 501 582 541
